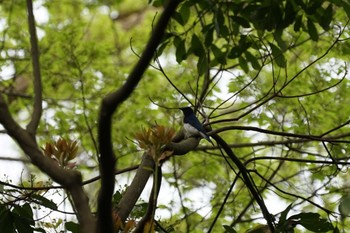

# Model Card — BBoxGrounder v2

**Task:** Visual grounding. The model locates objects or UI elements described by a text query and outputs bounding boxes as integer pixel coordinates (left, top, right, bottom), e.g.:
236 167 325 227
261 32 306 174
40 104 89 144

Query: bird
180 107 213 144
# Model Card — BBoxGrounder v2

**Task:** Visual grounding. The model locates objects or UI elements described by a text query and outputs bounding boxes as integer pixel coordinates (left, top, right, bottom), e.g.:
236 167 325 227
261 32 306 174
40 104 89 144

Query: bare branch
26 0 42 134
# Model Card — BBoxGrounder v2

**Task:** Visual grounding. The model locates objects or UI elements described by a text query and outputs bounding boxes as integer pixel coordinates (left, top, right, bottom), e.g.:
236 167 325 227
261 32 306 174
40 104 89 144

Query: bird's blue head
180 107 194 117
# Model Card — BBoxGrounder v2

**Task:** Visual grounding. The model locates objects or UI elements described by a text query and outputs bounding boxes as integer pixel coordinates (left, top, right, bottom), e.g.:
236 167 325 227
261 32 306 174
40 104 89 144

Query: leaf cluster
41 138 78 169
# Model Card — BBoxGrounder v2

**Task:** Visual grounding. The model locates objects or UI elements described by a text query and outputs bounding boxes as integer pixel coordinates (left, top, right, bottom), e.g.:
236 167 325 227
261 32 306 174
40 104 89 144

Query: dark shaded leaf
157 40 169 56
228 36 252 59
204 25 214 47
174 2 190 26
131 202 148 218
112 190 123 205
223 225 237 233
13 204 34 226
274 29 287 50
320 4 333 31
191 34 205 57
294 14 303 31
305 0 323 14
214 9 227 37
283 0 297 28
289 212 333 232
279 203 293 225
333 226 340 233
231 16 250 28
197 55 208 76
66 221 79 233
307 18 319 41
269 43 286 68
174 37 187 63
245 51 260 70
33 228 46 233
178 3 190 25
339 195 350 217
343 2 350 18
14 217 33 233
31 193 58 210
149 0 163 7
12 204 35 233
239 56 249 73
0 205 15 233
212 45 226 65
246 224 270 233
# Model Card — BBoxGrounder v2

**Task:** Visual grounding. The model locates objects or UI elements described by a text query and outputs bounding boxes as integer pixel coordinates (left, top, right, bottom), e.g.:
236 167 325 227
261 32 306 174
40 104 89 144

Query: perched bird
180 107 213 144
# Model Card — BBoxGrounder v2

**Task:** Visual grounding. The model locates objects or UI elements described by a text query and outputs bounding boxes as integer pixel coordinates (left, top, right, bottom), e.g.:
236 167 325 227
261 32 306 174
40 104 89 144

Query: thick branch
0 96 95 233
134 165 162 233
113 131 199 227
69 186 96 233
97 1 181 232
26 0 42 134
114 153 155 224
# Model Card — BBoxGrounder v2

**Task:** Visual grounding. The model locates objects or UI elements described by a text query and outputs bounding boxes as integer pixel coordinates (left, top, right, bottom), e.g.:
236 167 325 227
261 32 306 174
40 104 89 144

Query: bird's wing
185 115 206 132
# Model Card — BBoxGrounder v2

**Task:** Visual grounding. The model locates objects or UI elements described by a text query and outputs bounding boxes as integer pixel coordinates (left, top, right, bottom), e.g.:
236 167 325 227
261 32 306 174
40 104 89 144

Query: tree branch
26 0 42 134
114 153 155 224
113 133 198 227
211 134 276 232
96 1 181 232
0 95 95 233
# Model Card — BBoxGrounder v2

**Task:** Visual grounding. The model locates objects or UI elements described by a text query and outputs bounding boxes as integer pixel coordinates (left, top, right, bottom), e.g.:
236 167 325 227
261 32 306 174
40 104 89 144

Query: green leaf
214 9 228 37
283 0 297 28
203 25 214 47
278 203 293 226
197 55 208 76
228 37 252 59
239 56 249 73
343 2 350 18
320 4 333 31
131 202 148 218
33 228 46 233
149 0 163 7
12 204 35 233
113 190 123 205
178 3 190 25
191 34 205 57
306 0 323 14
294 14 303 32
246 224 270 233
231 16 250 28
307 18 319 41
66 221 79 233
339 195 350 217
245 51 260 70
31 193 58 210
13 204 34 225
289 212 333 232
14 217 33 233
269 43 286 67
0 205 15 233
174 37 187 63
223 225 237 233
333 226 340 233
212 45 226 65
276 203 295 231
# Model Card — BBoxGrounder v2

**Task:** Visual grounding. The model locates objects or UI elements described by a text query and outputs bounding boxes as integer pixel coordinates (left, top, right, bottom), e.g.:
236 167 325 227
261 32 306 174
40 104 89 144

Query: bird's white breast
183 123 200 138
